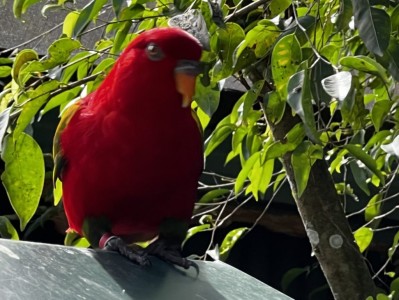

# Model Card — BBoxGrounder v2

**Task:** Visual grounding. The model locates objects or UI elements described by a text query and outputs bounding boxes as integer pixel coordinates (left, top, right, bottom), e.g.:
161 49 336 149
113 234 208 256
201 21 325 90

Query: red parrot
53 27 203 268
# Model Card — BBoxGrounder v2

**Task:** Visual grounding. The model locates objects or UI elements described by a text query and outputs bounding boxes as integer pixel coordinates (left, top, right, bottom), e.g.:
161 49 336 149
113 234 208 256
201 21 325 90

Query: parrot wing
53 100 82 185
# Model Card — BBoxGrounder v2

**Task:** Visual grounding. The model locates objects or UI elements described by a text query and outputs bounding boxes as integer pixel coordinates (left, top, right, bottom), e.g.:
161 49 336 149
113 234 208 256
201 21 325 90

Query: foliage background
3 0 399 298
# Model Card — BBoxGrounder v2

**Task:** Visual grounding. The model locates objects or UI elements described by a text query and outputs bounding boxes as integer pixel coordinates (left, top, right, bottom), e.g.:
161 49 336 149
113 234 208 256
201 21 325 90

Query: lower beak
175 60 201 108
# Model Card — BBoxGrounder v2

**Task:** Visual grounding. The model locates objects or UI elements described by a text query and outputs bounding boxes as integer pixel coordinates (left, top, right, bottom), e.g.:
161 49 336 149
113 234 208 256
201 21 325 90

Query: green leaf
184 224 210 244
271 34 302 100
194 80 220 117
364 130 391 151
199 189 230 203
212 23 245 81
0 66 11 78
112 0 124 18
19 39 81 82
40 86 82 116
234 23 279 62
389 230 399 259
345 144 385 185
220 227 247 261
352 2 390 56
12 49 39 83
13 80 60 140
292 141 323 197
235 152 260 194
287 69 320 143
63 12 80 38
1 133 45 231
340 56 388 82
65 231 89 247
281 16 316 45
249 158 274 200
205 120 235 156
13 0 40 18
349 160 370 195
377 39 399 81
354 227 373 253
371 100 392 131
0 216 19 240
263 91 285 124
310 58 334 104
336 0 353 31
73 0 108 37
321 71 352 101
365 194 382 222
269 0 291 18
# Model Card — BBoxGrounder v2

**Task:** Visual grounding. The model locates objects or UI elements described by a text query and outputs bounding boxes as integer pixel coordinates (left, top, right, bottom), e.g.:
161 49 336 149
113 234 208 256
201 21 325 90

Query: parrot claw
145 238 199 273
104 235 151 267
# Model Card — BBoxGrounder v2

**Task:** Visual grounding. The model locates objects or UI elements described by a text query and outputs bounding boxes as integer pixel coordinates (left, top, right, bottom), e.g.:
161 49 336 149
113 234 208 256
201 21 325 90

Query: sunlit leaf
365 194 382 222
13 80 60 140
1 133 45 231
0 66 11 78
321 71 352 101
263 91 285 124
354 227 373 253
220 227 247 261
271 34 302 100
235 152 260 194
63 12 80 38
269 0 291 18
212 23 245 81
310 58 334 104
184 224 210 245
73 0 108 37
205 122 235 156
340 56 388 82
292 141 323 197
199 189 230 203
12 49 39 84
13 0 40 18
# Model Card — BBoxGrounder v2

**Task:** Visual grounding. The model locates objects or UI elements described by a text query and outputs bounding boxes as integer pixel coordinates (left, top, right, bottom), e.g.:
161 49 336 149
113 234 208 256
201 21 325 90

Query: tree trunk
267 107 376 299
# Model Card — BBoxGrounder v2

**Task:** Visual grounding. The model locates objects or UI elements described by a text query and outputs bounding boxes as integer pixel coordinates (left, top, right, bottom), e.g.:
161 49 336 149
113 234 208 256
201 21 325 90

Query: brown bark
267 107 376 299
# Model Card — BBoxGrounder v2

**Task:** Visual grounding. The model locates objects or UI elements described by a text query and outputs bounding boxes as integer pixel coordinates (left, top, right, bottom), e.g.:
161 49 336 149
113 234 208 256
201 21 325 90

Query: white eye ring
145 43 164 61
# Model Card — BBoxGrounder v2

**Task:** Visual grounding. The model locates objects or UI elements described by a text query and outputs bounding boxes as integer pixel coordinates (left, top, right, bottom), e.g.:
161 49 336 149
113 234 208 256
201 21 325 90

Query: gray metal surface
0 239 291 300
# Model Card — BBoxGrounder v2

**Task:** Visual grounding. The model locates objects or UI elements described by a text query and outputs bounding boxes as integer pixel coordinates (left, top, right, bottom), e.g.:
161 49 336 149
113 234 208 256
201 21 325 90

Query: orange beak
175 60 201 108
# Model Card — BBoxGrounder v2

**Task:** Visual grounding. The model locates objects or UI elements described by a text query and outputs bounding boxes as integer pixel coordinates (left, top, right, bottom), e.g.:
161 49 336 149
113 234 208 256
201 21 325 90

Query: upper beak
175 60 201 108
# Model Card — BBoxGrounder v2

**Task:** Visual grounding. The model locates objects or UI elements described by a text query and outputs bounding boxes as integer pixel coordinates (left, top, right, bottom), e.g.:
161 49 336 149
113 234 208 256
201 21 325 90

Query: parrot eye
146 43 164 61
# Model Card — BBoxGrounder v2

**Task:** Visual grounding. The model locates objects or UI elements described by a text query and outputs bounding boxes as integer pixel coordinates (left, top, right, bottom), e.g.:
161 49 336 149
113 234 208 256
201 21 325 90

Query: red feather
58 28 203 242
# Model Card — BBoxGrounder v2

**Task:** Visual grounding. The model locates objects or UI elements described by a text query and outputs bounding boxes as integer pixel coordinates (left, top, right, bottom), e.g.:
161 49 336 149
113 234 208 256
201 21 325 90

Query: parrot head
114 27 203 108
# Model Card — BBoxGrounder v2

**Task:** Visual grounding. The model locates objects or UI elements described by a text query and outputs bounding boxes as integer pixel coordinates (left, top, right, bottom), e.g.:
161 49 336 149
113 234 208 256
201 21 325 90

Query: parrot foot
102 235 151 267
146 238 199 273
